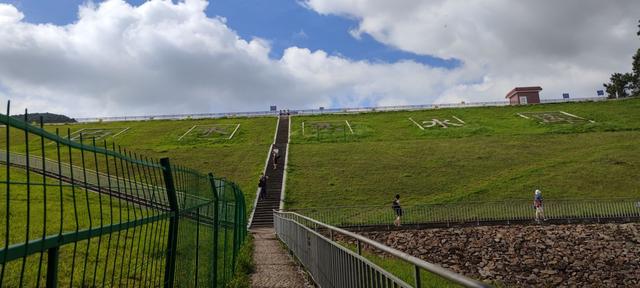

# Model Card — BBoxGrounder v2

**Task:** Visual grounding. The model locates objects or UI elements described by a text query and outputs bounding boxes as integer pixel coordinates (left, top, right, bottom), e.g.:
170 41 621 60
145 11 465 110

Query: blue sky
3 0 459 68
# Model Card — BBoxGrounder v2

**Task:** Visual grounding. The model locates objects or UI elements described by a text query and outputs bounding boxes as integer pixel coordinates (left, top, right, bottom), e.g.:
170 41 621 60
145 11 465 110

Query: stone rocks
354 223 640 287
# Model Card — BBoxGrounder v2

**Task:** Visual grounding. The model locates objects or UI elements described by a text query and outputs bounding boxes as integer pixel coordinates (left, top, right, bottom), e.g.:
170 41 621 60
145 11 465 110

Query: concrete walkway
251 228 313 288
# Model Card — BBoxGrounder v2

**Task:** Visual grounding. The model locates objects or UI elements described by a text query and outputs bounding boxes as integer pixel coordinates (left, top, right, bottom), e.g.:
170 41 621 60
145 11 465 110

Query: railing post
232 183 240 272
161 158 179 288
45 247 59 288
208 173 219 287
414 265 421 288
357 239 362 255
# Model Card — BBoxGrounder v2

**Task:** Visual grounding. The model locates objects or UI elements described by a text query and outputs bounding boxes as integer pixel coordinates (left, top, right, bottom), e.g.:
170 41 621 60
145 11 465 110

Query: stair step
252 218 273 221
250 115 289 229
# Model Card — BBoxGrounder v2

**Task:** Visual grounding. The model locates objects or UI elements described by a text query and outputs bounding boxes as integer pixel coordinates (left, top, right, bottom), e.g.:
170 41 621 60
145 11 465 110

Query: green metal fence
0 102 247 287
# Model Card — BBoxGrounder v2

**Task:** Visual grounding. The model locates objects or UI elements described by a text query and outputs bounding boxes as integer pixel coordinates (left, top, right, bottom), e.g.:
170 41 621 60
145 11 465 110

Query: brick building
506 86 542 105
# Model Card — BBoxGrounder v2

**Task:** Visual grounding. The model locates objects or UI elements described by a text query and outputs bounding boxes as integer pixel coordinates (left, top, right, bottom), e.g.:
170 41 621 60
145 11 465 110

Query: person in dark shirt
258 173 268 199
392 194 403 227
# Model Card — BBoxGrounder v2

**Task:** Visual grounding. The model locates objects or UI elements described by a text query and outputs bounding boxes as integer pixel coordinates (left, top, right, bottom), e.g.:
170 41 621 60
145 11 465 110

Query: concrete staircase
250 115 289 229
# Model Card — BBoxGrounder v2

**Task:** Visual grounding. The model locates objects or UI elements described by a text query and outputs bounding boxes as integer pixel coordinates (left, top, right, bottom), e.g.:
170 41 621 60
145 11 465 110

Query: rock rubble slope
356 223 640 287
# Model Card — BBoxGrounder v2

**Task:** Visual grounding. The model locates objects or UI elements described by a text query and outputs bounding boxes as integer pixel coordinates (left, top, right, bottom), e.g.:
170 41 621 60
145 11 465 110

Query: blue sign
270 105 277 111
562 93 570 99
597 90 604 96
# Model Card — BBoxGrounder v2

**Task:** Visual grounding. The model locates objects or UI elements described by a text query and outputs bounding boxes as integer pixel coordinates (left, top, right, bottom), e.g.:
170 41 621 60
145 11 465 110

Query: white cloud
0 3 23 24
304 0 640 101
0 0 638 117
0 0 463 117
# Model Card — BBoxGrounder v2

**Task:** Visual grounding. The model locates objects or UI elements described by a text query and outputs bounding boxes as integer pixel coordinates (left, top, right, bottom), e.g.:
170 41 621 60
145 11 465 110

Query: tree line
11 112 76 124
604 20 640 99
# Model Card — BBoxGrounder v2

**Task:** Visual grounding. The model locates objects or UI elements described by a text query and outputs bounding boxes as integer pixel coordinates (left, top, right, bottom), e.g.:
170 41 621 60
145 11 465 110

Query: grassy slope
0 116 274 285
2 116 277 208
286 98 640 209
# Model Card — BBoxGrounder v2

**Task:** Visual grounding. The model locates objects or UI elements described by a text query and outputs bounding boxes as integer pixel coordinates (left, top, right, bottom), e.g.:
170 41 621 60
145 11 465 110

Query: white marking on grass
517 113 531 119
111 127 130 138
301 121 305 136
452 116 465 124
345 120 354 134
228 124 241 139
408 117 425 130
71 128 116 141
559 111 585 120
178 125 197 141
69 128 87 137
559 111 595 123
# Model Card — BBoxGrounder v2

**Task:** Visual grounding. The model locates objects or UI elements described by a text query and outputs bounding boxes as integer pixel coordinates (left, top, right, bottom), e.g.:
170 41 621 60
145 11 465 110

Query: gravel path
251 228 314 288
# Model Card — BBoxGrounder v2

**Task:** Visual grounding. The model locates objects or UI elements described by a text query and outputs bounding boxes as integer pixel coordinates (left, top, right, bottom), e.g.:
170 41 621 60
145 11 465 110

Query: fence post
161 158 179 288
208 173 220 287
45 247 59 288
232 183 241 272
414 265 421 288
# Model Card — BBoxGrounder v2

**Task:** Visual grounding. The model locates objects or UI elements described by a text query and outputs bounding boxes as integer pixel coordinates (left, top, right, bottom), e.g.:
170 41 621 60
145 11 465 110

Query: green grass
0 166 242 287
0 167 169 286
338 241 462 287
286 98 640 209
226 235 255 288
0 115 272 286
1 116 277 210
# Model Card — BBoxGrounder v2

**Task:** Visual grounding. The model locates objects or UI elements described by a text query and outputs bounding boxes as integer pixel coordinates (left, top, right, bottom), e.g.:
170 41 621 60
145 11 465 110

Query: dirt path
250 228 313 288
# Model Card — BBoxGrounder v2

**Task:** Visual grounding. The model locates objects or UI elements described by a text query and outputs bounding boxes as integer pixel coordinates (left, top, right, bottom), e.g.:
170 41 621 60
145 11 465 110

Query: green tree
632 21 640 94
633 20 640 94
604 20 640 98
604 73 635 99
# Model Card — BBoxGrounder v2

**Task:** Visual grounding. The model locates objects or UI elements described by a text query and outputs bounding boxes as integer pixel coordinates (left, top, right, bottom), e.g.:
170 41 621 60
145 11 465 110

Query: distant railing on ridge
289 198 640 228
73 96 608 123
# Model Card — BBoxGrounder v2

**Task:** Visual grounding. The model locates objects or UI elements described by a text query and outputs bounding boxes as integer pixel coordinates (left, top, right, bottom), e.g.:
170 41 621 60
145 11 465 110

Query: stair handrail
275 210 491 288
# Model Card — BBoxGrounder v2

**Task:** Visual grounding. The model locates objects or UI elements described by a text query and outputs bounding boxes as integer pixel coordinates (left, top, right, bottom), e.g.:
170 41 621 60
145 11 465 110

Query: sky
0 0 638 117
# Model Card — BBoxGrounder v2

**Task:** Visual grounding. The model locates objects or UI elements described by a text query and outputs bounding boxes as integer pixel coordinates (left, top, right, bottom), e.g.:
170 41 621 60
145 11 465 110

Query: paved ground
250 228 314 288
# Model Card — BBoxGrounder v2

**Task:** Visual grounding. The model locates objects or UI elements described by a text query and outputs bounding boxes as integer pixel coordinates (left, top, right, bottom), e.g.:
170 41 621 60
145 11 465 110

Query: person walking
534 189 546 223
392 194 403 227
258 173 268 199
272 146 280 170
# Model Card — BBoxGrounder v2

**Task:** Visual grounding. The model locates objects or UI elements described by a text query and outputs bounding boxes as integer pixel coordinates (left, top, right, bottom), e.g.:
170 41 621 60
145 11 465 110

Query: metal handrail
289 198 640 228
275 210 491 288
289 197 640 210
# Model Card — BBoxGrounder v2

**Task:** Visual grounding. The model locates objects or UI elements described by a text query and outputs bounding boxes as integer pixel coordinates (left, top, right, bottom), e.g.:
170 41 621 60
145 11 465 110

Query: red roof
505 86 543 99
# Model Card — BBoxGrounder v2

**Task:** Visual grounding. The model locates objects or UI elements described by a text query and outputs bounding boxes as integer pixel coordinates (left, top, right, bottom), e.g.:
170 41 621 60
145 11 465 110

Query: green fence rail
0 102 247 287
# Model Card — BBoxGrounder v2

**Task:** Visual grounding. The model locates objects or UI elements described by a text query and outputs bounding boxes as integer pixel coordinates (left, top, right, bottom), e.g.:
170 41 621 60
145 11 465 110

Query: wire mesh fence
289 198 640 228
0 101 247 287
